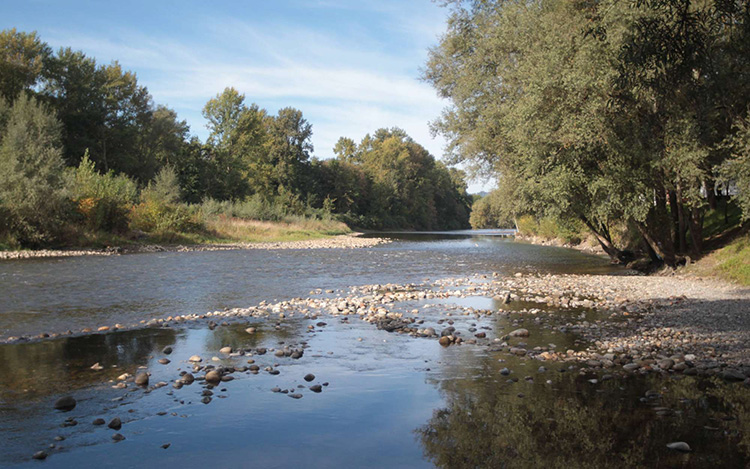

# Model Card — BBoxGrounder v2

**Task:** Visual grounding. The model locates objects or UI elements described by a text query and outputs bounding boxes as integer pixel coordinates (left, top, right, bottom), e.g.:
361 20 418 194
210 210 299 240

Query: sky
1 0 494 193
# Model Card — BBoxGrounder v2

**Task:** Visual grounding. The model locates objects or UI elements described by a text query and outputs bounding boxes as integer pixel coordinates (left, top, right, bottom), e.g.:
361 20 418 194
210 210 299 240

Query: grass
0 214 352 251
690 232 750 286
702 198 742 239
163 215 351 245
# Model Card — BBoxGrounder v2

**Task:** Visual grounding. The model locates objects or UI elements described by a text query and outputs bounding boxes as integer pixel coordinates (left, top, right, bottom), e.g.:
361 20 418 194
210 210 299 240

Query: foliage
129 166 197 234
469 190 515 229
425 0 750 264
0 29 51 101
320 128 471 230
721 112 750 221
0 94 67 245
64 152 138 232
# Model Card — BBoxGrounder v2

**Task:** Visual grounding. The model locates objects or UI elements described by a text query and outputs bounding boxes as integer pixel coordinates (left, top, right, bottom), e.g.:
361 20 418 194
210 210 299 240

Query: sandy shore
0 233 390 260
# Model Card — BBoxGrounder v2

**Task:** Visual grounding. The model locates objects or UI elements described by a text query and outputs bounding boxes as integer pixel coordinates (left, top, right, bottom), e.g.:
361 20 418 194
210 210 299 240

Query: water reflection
417 359 750 468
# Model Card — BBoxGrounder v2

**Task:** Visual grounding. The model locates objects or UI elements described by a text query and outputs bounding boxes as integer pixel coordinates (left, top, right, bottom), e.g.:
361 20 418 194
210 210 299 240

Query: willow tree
425 0 750 264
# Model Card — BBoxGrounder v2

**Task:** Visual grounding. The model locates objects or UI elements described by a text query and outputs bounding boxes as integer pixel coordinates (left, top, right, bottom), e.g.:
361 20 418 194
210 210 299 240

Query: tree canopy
425 0 750 264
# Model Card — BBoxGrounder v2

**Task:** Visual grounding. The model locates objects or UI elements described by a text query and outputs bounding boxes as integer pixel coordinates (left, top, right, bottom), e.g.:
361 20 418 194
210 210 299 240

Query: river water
0 233 747 467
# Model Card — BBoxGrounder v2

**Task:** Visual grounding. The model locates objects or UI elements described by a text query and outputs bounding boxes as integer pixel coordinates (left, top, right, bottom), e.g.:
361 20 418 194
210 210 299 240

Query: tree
0 94 67 244
424 0 750 264
0 29 51 101
202 87 246 150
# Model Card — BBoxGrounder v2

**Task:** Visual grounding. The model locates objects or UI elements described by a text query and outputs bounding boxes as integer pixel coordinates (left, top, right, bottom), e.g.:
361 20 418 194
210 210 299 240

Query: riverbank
513 233 606 256
0 233 390 260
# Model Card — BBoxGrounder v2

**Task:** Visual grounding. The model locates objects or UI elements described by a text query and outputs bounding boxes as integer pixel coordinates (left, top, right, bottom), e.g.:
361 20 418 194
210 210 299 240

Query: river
0 233 746 467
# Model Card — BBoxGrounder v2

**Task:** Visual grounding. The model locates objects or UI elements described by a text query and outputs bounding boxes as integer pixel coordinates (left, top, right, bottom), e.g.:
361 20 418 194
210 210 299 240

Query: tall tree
0 29 51 101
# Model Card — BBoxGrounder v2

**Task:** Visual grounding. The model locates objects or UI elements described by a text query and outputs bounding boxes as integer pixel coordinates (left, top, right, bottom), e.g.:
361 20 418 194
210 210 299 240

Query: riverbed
0 233 747 467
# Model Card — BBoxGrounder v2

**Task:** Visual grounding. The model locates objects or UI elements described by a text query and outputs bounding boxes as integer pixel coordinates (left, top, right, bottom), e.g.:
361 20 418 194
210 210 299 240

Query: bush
129 167 199 234
0 94 68 246
128 199 200 234
64 153 138 232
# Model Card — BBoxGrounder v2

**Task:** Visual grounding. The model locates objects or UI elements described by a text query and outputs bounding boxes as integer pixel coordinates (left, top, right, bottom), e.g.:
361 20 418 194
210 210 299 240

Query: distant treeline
0 29 470 247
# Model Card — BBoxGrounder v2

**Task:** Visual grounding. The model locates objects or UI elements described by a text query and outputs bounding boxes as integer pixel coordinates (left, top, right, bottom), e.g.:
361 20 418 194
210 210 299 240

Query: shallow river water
0 234 747 467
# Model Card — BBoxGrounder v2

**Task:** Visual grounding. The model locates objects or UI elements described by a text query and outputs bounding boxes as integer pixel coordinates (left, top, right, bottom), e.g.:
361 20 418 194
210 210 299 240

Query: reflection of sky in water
0 237 621 337
0 298 747 466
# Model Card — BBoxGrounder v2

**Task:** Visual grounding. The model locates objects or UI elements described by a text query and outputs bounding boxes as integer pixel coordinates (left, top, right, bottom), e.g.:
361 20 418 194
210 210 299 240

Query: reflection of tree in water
0 328 177 400
418 364 749 468
203 321 303 351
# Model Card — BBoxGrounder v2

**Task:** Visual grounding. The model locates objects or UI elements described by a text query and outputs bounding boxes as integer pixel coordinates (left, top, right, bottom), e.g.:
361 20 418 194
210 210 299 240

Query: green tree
0 29 51 101
0 94 67 245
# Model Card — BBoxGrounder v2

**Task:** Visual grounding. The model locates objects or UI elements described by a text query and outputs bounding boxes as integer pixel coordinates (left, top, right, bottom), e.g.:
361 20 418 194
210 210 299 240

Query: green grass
0 215 352 251
702 198 742 239
705 234 750 285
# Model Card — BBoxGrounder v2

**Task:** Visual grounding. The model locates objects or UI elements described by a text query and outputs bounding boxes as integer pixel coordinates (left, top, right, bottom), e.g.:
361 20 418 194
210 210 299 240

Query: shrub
0 94 67 246
129 166 200 234
64 153 138 232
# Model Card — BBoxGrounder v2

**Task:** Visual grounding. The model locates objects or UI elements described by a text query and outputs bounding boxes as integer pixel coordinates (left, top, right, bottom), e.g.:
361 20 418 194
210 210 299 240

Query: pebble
54 396 77 412
304 373 315 382
205 371 222 384
158 358 170 365
666 442 691 452
92 418 105 426
220 346 232 354
509 328 529 337
32 451 47 460
112 433 125 442
189 355 202 362
309 384 322 393
162 346 173 354
135 372 149 386
108 417 122 430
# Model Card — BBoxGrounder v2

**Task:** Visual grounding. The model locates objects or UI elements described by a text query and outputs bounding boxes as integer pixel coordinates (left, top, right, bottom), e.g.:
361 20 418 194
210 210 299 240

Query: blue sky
2 0 493 192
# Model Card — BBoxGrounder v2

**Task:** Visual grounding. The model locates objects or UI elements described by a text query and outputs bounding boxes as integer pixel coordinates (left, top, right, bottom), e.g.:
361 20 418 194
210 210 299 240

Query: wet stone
108 417 122 430
54 396 77 412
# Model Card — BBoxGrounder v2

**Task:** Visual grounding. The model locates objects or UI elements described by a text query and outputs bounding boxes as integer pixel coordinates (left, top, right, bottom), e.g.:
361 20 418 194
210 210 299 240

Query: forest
434 0 750 266
0 29 471 248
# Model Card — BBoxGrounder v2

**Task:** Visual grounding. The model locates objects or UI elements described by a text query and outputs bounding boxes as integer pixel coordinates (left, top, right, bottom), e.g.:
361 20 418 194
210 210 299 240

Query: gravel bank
0 233 389 260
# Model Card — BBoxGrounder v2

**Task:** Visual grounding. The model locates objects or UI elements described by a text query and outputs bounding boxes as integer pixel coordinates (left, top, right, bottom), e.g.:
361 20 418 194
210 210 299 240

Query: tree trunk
705 179 717 210
668 189 680 253
688 206 704 255
579 216 626 262
636 221 674 266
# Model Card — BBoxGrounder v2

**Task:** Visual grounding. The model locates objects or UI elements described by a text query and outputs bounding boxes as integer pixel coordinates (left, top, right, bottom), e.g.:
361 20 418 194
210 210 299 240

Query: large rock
205 370 222 384
722 369 746 381
54 396 77 412
108 417 122 430
135 372 149 386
